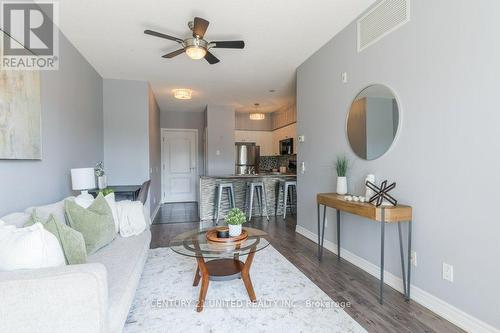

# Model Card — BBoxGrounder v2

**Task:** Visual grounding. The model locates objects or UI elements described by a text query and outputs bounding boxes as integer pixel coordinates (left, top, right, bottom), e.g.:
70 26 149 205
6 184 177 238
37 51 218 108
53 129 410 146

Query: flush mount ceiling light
172 88 192 100
249 103 265 120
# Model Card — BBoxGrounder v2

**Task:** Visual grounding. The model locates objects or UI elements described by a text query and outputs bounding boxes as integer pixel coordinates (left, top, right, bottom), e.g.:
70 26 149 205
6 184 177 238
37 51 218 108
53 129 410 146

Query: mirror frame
345 84 402 161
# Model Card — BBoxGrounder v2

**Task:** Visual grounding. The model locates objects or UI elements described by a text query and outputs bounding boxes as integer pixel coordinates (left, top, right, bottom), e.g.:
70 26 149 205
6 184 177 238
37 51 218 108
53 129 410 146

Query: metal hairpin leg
407 220 412 300
320 205 326 259
397 220 412 301
317 203 327 260
317 203 321 259
379 208 385 305
336 210 341 261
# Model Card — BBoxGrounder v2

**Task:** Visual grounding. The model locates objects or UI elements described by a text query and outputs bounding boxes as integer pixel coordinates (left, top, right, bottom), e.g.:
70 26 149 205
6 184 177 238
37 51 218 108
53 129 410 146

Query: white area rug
124 246 366 333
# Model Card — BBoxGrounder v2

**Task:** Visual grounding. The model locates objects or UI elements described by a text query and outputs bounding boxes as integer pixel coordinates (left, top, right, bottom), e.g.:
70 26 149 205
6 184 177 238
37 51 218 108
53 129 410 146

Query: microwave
279 138 293 155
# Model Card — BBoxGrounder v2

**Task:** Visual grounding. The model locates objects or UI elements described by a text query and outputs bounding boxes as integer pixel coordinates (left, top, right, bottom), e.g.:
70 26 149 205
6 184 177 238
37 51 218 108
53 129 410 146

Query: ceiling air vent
357 0 410 52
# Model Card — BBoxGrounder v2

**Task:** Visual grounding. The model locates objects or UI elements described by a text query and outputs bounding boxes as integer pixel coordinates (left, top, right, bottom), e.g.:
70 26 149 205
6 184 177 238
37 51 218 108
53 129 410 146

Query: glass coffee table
170 227 270 312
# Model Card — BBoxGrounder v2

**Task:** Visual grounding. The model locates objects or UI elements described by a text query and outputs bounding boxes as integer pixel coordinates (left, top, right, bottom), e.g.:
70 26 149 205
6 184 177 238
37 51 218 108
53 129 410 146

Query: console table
316 193 412 304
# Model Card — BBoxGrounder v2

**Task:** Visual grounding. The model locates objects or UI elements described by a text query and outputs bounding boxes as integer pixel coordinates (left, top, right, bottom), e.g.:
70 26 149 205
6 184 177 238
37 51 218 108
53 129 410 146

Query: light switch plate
298 135 305 142
442 263 454 282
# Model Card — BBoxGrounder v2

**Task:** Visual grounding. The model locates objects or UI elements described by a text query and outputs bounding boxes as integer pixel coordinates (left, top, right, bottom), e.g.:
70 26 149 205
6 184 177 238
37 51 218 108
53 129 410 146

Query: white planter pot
336 176 347 195
97 175 107 190
228 224 242 237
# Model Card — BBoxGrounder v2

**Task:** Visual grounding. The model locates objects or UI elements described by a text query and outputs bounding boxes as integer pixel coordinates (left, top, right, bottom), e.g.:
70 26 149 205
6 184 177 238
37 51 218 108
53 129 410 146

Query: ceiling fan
144 17 245 64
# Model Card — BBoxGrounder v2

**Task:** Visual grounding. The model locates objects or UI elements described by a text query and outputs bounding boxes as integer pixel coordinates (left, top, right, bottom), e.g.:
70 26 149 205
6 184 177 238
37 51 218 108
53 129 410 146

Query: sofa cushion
25 197 74 226
25 213 87 265
65 194 116 255
0 212 30 228
88 230 151 333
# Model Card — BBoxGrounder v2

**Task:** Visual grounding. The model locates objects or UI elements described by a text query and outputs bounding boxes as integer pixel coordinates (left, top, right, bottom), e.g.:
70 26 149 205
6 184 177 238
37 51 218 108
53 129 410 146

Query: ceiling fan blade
162 48 185 58
192 17 209 38
211 40 245 49
144 29 183 43
204 51 220 64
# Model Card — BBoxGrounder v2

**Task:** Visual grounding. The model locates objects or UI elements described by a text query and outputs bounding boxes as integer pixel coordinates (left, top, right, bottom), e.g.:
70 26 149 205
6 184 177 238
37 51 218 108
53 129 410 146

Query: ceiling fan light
249 113 265 121
172 88 192 100
186 46 207 60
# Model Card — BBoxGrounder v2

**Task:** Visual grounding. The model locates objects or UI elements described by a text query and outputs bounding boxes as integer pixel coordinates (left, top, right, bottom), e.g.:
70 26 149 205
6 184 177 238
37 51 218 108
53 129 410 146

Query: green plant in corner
335 155 349 177
98 188 114 197
94 162 105 177
225 208 246 225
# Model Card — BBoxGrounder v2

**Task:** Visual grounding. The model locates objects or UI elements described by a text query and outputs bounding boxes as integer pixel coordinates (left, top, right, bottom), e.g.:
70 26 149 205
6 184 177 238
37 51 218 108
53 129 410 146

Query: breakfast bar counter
199 174 296 221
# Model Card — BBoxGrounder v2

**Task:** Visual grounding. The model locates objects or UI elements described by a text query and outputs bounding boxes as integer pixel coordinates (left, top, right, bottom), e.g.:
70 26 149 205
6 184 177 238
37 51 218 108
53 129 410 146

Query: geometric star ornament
365 180 397 207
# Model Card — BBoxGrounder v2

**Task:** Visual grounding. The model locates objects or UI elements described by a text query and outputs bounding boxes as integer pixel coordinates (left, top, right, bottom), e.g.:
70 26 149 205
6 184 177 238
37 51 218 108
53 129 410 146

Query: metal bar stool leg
261 183 269 221
283 183 288 219
215 185 223 225
275 182 280 216
248 184 254 221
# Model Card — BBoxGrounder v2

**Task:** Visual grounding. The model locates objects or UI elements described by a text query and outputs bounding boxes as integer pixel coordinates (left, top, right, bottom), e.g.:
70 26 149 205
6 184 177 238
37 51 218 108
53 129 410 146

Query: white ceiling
58 0 375 113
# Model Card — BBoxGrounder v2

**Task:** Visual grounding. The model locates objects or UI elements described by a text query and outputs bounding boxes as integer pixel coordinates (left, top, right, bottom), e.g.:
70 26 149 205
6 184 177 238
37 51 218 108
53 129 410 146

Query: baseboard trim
151 203 161 221
295 225 499 333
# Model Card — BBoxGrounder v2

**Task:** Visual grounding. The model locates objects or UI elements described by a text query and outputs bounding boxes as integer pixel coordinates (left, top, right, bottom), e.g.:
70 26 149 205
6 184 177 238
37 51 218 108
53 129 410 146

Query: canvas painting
0 33 42 159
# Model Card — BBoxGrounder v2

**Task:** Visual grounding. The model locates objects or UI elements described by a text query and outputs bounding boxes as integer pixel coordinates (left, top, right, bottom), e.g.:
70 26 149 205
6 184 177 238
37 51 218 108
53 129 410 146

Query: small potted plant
95 162 107 190
336 155 349 195
225 208 246 237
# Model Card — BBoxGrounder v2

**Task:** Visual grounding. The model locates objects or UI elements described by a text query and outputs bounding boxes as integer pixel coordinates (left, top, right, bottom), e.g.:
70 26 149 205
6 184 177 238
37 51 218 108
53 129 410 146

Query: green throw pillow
25 212 87 265
64 193 116 255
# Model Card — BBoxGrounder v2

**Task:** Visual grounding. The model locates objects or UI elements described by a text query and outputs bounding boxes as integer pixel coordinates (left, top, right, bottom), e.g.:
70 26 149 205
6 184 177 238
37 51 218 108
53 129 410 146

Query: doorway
161 129 198 203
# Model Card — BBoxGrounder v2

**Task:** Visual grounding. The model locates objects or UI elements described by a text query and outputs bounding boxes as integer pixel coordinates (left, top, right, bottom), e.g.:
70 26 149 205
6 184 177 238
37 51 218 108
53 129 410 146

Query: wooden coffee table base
193 250 256 312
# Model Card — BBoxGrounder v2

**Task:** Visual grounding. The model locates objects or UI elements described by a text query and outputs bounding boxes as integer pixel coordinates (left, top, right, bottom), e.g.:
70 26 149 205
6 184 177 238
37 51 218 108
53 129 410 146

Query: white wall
296 0 500 330
206 105 235 176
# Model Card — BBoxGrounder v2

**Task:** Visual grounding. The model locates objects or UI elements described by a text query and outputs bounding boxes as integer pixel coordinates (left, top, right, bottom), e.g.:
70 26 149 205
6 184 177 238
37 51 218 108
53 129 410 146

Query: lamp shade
71 168 95 191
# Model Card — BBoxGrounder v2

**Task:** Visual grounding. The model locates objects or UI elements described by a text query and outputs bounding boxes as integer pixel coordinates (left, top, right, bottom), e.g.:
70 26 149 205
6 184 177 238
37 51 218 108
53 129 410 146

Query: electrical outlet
341 72 348 83
411 251 417 266
442 263 454 282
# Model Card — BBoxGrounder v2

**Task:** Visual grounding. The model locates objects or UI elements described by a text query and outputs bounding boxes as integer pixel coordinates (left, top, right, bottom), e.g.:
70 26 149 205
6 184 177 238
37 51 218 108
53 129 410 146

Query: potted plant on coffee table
225 208 246 237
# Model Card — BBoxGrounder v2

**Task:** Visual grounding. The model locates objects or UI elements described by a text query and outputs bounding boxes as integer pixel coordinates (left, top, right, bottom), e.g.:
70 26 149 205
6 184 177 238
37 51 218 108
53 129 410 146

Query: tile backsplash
259 155 296 171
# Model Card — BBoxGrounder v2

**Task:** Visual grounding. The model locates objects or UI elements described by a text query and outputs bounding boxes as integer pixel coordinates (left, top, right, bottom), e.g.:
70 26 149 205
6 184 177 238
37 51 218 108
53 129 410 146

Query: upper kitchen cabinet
271 103 296 130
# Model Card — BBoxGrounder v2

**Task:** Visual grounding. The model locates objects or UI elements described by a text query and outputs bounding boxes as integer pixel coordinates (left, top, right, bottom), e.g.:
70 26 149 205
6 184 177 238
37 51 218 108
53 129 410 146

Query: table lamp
71 168 96 201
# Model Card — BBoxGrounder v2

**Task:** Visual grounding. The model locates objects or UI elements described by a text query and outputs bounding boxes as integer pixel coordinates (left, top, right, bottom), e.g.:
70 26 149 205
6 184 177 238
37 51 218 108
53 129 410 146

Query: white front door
162 129 198 203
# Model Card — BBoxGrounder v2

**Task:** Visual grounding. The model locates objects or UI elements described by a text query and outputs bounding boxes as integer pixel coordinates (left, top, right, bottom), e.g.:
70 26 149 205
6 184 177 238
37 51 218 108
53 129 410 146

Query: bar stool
275 180 297 219
214 182 236 225
245 181 269 221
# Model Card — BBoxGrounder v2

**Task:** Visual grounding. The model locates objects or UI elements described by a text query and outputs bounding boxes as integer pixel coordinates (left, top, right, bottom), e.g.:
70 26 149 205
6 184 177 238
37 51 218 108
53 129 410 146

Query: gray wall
148 85 161 214
297 0 500 329
0 29 103 216
103 79 149 186
160 111 205 176
206 105 235 176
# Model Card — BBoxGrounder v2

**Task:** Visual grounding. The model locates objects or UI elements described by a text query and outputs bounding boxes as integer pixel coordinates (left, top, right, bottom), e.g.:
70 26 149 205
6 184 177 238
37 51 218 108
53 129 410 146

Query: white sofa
0 198 151 333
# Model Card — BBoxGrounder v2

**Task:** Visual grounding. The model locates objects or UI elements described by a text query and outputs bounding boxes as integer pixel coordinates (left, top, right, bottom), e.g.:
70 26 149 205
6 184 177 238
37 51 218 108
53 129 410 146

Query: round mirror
347 85 400 160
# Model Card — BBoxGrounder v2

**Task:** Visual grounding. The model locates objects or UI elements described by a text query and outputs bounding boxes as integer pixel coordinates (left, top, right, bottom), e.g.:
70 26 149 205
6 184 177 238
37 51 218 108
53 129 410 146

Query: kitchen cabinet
272 123 297 155
234 130 274 156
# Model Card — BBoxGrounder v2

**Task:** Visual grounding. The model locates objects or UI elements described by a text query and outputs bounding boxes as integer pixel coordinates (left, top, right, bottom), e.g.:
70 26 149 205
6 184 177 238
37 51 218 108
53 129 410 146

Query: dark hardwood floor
152 202 199 224
150 206 463 333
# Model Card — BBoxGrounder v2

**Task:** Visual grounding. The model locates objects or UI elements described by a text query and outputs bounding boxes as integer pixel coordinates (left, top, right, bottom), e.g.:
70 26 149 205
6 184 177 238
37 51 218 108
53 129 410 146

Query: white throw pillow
73 193 119 233
0 220 65 271
116 201 147 237
0 212 30 228
105 193 120 233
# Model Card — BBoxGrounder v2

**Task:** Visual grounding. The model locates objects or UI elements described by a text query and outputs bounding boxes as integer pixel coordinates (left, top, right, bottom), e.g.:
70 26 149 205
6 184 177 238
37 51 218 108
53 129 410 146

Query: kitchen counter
200 173 296 179
199 174 296 221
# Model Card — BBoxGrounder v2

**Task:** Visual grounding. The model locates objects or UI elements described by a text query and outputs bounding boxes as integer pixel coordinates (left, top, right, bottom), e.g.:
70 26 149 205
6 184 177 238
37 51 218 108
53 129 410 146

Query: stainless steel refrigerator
235 142 260 175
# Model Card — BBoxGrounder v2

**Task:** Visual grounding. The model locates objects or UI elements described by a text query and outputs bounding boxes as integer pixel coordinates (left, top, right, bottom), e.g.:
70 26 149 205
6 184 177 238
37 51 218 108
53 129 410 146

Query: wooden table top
317 193 412 223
